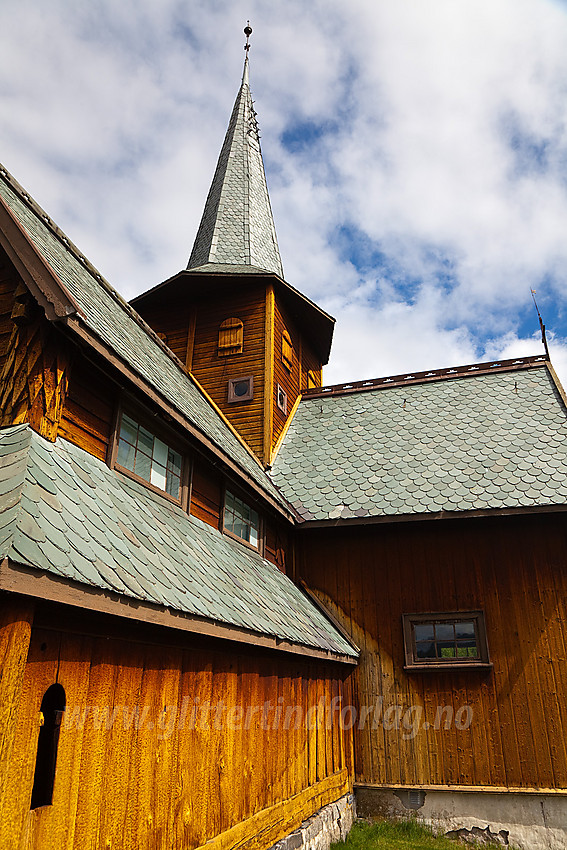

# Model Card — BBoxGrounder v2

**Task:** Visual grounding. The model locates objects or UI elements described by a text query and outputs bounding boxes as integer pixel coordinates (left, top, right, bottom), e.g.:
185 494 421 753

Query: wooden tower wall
0 603 353 850
297 512 567 791
190 284 267 460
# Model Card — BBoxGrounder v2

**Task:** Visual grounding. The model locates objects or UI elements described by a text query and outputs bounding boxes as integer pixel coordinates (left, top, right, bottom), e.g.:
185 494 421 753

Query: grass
331 820 511 850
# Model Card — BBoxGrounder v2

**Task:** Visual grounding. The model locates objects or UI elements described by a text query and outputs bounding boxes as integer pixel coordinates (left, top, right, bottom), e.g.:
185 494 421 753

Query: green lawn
331 820 510 850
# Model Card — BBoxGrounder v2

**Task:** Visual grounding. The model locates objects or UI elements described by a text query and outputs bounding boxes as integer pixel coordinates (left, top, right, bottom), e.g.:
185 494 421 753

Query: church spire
187 26 284 278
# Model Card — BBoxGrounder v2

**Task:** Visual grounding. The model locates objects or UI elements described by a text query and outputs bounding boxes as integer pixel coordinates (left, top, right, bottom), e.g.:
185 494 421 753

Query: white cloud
1 0 567 388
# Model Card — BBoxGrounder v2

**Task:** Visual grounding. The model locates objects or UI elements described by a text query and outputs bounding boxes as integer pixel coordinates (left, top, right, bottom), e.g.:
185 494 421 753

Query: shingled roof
0 425 357 661
0 164 290 514
187 56 283 277
271 359 567 522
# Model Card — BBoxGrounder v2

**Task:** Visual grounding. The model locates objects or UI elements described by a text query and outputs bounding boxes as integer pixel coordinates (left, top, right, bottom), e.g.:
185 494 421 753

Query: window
31 684 66 809
223 490 259 547
402 612 490 670
116 413 182 499
282 330 293 371
276 384 287 415
228 376 253 403
307 369 318 389
218 318 244 356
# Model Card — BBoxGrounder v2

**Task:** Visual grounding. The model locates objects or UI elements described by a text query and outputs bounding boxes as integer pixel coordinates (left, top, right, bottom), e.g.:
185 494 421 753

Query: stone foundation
356 786 567 850
269 793 355 850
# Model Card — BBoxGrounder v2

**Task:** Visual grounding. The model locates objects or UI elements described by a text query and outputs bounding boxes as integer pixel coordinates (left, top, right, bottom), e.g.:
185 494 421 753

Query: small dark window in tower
277 384 287 415
282 330 293 371
30 683 66 809
218 318 244 356
228 376 254 403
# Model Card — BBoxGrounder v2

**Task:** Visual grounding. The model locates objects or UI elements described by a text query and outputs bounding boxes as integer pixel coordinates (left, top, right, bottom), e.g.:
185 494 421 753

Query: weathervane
244 22 252 52
531 288 550 360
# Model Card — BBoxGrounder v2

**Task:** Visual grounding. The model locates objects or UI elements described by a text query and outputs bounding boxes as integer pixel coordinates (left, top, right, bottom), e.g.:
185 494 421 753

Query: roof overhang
0 558 357 665
131 266 336 365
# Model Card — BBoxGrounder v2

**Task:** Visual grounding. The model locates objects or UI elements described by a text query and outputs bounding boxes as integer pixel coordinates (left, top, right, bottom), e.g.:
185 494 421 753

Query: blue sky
1 1 567 386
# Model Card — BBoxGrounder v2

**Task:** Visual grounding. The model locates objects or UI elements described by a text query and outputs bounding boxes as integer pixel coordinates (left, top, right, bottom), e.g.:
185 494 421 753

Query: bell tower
133 26 334 466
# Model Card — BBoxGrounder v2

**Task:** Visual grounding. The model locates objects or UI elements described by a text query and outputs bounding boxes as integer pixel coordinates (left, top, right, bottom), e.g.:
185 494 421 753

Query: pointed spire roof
187 54 284 278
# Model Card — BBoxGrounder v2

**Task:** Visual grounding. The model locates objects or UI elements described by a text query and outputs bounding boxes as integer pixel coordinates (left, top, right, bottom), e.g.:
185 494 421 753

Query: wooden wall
58 356 116 462
0 605 352 850
271 298 323 455
273 300 300 450
189 456 292 571
297 512 567 791
190 286 267 459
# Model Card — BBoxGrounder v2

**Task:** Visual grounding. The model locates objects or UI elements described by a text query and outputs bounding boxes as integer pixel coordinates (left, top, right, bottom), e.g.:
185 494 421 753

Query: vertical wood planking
298 514 567 790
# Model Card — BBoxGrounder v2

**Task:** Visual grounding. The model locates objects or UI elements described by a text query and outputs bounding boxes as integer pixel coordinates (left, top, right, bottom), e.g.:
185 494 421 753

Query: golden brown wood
297 513 567 790
0 293 72 442
0 598 35 837
263 285 275 464
1 611 351 850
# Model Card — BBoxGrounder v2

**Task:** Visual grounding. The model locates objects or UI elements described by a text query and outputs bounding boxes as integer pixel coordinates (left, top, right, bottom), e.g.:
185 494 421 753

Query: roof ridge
0 163 282 490
303 355 549 399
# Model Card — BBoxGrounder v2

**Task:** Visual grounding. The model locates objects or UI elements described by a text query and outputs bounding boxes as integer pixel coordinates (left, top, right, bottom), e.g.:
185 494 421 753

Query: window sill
115 464 182 507
222 527 260 553
404 662 493 673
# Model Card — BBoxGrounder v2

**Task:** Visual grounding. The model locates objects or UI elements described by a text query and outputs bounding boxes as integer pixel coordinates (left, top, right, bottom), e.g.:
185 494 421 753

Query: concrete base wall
269 793 355 850
356 786 567 850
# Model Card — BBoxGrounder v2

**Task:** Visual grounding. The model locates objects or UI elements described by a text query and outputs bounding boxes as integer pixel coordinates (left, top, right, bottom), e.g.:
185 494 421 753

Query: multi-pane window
403 612 489 669
117 413 182 499
224 490 259 547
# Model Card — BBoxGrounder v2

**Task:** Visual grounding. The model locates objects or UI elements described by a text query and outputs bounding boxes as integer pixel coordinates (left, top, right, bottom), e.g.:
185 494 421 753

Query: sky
1 0 567 386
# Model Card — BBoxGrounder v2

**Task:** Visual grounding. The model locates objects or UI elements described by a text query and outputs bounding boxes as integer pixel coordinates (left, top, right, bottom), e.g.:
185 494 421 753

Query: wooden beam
0 559 357 666
297 502 567 529
196 769 350 850
354 781 567 796
263 284 275 465
0 192 81 320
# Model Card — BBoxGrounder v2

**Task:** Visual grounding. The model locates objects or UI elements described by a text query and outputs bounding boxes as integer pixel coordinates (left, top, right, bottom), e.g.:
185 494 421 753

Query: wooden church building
1 36 567 850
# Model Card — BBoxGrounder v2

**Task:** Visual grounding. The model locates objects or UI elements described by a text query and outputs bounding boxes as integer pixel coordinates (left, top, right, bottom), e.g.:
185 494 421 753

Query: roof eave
296 501 567 529
132 267 336 365
0 557 358 664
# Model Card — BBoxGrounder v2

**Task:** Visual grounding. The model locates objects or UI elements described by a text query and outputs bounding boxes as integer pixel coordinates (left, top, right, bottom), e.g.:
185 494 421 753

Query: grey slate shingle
271 366 567 521
0 425 356 659
0 166 287 513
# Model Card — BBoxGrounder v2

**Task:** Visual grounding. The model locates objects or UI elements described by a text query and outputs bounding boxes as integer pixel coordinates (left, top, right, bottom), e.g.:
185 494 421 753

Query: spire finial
244 22 252 52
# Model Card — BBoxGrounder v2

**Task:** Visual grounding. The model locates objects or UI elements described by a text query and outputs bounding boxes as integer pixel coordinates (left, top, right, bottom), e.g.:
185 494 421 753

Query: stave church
1 29 567 850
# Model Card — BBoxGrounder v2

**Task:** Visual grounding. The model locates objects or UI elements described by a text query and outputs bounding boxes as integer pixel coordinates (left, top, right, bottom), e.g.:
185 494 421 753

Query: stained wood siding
132 303 193 365
0 612 352 850
190 457 223 529
297 513 567 790
0 599 34 823
58 354 116 462
190 287 266 459
272 301 301 451
264 519 291 573
300 342 322 392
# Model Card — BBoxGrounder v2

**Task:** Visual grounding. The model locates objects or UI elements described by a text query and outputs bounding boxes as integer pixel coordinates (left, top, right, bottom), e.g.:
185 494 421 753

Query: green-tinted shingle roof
271 364 567 521
187 57 284 277
0 166 287 511
0 425 356 659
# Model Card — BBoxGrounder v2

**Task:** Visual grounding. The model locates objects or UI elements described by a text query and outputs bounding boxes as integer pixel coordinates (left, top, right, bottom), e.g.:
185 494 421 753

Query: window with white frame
116 413 182 499
223 490 260 547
